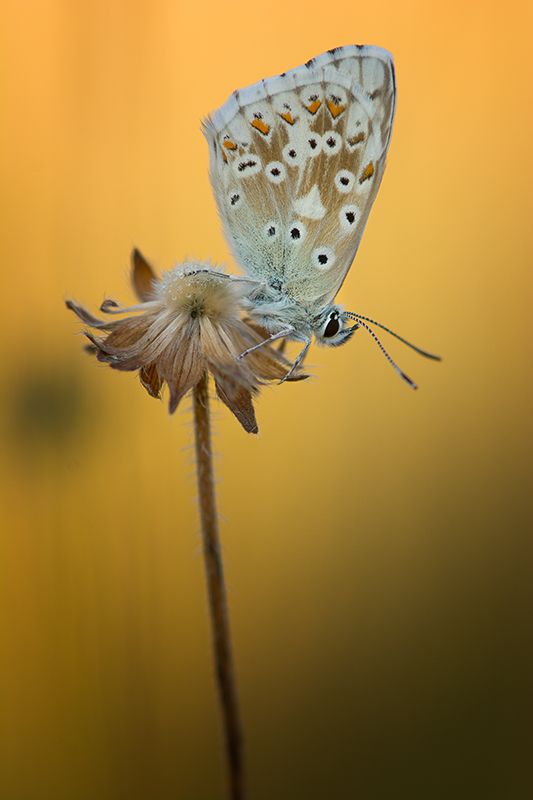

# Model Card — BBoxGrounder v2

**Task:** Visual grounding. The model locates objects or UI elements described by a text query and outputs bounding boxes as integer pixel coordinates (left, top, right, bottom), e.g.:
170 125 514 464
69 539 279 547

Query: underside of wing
203 45 396 309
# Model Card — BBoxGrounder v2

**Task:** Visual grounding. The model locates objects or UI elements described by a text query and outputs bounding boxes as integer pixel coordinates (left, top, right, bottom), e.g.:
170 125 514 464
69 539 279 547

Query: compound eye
323 313 340 338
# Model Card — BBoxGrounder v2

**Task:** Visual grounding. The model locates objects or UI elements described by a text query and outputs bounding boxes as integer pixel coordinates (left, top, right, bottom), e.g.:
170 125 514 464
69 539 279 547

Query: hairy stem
192 372 245 800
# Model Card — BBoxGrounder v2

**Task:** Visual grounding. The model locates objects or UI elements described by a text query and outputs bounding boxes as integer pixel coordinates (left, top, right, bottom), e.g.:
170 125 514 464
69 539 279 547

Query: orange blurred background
1 1 532 798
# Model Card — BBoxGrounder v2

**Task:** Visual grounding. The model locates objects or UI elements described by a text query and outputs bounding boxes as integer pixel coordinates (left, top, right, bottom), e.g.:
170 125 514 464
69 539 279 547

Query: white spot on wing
227 190 242 208
306 133 322 157
312 246 336 270
361 58 385 95
293 185 326 220
233 154 262 178
282 142 304 167
322 130 342 155
265 161 286 184
263 221 279 240
339 204 359 233
287 221 307 243
335 170 356 193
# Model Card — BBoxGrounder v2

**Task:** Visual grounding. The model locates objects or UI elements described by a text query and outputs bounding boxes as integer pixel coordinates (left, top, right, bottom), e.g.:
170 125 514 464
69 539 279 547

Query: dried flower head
66 250 306 433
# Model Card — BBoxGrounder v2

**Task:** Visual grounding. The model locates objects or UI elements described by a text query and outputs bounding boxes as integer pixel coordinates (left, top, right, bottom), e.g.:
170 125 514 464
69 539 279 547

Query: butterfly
202 45 440 387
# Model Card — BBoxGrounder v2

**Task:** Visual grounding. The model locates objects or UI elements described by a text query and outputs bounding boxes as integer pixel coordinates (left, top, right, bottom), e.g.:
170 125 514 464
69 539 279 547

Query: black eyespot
324 317 340 337
288 149 297 158
318 254 328 265
326 137 336 148
290 227 301 240
230 194 240 205
346 211 355 224
340 177 349 186
308 138 317 149
271 167 280 176
267 226 276 236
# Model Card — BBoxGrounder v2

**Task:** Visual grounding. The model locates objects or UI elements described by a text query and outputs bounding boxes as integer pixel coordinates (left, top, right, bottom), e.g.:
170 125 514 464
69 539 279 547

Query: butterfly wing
203 45 395 310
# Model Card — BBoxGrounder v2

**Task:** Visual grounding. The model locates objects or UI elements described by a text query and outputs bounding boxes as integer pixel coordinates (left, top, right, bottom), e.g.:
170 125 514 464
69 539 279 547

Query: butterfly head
313 305 357 347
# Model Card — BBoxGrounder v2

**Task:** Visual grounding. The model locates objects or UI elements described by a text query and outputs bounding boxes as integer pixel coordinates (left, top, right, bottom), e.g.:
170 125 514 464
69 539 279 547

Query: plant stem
192 372 245 800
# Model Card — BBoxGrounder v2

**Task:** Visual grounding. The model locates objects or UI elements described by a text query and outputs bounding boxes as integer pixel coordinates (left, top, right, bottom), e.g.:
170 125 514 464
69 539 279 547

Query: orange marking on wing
280 111 296 125
348 132 366 146
327 99 346 118
359 162 375 183
223 139 238 150
251 118 270 135
305 99 321 115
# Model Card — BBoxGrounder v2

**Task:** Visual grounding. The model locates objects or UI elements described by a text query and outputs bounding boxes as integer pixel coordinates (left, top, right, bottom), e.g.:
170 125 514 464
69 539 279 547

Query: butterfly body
240 285 350 346
203 46 440 385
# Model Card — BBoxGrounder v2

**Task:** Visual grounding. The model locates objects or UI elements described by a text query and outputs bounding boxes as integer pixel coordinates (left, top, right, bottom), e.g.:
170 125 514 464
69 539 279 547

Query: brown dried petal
210 320 283 384
282 370 309 383
100 315 154 353
65 299 112 329
100 298 120 312
139 364 162 398
84 332 144 371
215 377 258 434
134 313 183 365
166 334 204 413
131 248 157 302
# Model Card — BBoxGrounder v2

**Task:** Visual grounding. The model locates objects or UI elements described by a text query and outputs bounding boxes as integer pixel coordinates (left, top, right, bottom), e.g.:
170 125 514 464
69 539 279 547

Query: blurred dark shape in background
4 359 92 469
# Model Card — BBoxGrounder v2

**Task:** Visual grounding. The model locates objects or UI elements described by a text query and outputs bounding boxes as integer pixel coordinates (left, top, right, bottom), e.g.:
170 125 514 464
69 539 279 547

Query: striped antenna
345 319 418 389
344 312 441 361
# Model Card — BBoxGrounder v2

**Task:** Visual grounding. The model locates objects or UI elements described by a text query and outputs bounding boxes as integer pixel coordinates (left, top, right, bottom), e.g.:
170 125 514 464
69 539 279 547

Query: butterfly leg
279 337 311 383
181 267 261 288
237 326 295 361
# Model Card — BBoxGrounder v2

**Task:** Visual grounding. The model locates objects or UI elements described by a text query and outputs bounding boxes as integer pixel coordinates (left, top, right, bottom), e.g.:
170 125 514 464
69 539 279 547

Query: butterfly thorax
243 285 315 340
